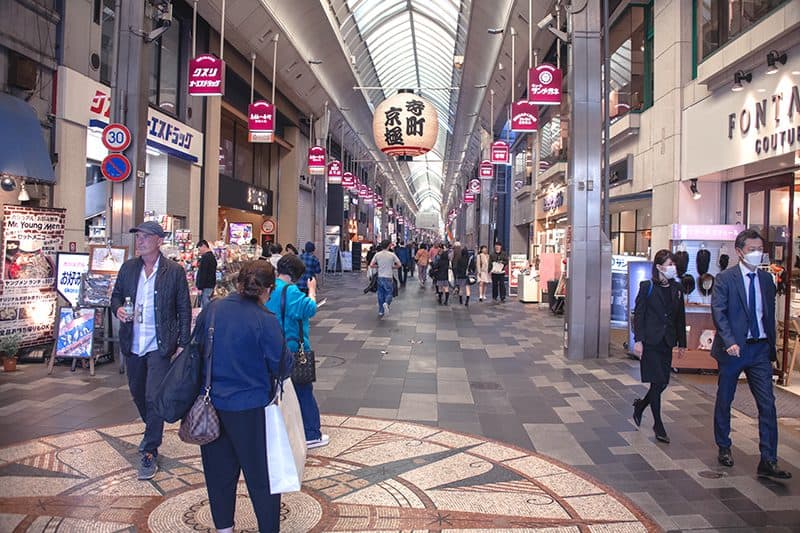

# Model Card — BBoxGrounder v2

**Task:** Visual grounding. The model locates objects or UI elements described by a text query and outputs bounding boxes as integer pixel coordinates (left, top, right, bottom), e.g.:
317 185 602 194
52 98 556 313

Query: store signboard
364 188 374 203
627 261 653 351
308 146 326 175
2 206 65 292
479 160 494 178
464 192 475 204
56 253 89 307
543 189 565 213
219 175 273 215
511 100 539 132
188 54 225 96
491 141 510 165
528 63 561 106
55 307 95 359
248 101 274 143
375 196 384 208
327 160 343 185
509 254 528 289
670 224 743 241
468 178 481 194
342 171 356 189
610 255 649 327
0 291 57 348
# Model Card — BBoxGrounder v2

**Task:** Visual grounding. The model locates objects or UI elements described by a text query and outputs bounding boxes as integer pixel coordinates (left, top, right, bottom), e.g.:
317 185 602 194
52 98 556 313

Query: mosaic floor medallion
0 415 657 532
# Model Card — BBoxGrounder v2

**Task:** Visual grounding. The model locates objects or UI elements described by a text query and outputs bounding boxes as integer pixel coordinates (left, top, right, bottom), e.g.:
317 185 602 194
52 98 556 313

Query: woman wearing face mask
631 249 687 444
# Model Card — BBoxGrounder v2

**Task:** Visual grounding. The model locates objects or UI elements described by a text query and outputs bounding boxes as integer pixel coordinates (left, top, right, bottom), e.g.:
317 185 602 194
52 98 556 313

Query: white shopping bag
265 378 306 494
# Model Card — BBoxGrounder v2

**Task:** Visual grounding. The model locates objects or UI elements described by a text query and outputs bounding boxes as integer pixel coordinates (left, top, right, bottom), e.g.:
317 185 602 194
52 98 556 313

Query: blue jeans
200 288 213 308
377 277 393 314
295 381 322 441
713 341 778 461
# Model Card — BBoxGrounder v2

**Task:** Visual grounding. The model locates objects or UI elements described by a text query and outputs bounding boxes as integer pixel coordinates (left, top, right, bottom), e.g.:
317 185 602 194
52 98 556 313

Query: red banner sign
511 100 539 132
342 172 355 189
479 160 494 179
308 146 326 175
397 216 405 224
464 192 475 205
357 183 368 198
468 178 481 194
528 63 561 106
364 188 374 203
248 101 274 143
491 141 509 165
375 196 384 208
327 160 343 185
188 54 225 96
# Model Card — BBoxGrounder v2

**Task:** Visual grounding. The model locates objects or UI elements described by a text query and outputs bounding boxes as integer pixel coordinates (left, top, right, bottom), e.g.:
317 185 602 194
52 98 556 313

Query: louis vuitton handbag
280 286 316 385
178 309 220 445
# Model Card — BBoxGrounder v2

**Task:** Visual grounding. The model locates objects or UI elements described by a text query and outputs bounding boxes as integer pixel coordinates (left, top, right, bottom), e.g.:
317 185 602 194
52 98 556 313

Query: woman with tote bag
194 261 292 533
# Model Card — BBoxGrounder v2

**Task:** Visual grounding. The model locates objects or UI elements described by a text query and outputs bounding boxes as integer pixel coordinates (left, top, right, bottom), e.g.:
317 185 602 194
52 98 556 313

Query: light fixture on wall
1 176 16 192
731 70 752 92
690 178 701 200
17 180 30 202
766 50 787 75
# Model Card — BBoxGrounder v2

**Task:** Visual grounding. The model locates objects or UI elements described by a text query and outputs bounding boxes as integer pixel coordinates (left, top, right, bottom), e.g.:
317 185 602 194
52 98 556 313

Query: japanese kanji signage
327 160 343 185
528 63 561 106
479 160 494 179
375 196 384 208
188 54 225 96
511 100 539 132
364 188 374 203
468 178 481 194
248 101 274 143
308 146 326 175
357 183 368 198
342 172 356 189
491 141 509 165
372 92 439 158
464 192 475 205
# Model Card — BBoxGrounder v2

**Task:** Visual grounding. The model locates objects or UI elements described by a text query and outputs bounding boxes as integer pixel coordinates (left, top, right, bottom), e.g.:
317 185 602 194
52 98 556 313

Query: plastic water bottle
123 297 134 322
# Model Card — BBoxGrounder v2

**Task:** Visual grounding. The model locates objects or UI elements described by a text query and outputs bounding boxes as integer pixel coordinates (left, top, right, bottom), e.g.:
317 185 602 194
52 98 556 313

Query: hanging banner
342 171 356 189
479 160 494 179
468 178 482 194
528 63 562 106
308 146 326 175
188 54 225 96
511 100 539 132
327 160 343 185
375 196 384 208
491 141 509 165
248 100 274 143
357 183 368 198
364 188 374 203
464 192 475 205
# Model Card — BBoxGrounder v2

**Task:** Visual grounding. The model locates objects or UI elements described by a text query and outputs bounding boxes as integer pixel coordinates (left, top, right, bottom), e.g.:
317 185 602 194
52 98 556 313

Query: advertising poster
509 254 528 290
229 223 253 245
2 206 66 292
55 307 95 359
0 291 58 348
56 253 90 307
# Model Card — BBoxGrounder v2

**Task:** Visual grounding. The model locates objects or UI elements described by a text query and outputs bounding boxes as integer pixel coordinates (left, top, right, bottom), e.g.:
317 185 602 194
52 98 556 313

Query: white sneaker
383 303 390 316
306 434 330 449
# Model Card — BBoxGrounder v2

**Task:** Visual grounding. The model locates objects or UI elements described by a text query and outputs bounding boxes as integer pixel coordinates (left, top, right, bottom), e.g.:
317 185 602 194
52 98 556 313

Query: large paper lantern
373 92 439 159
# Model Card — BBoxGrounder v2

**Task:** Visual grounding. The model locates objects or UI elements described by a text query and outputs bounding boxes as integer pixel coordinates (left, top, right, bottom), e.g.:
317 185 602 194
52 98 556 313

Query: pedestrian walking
269 244 283 269
452 246 473 307
297 241 322 296
433 245 451 305
415 244 430 287
196 240 217 308
369 239 401 317
395 241 411 286
489 242 508 302
476 245 491 302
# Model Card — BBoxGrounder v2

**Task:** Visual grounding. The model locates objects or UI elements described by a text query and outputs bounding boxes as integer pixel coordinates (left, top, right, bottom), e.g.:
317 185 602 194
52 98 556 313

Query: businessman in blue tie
711 229 791 480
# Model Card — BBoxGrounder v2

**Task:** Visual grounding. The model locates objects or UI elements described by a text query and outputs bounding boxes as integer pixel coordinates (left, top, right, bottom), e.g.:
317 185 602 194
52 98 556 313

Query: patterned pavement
0 272 799 532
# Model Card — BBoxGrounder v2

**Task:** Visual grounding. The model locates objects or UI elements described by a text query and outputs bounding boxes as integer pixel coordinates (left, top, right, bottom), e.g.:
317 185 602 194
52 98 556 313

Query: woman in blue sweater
196 260 291 533
267 254 329 449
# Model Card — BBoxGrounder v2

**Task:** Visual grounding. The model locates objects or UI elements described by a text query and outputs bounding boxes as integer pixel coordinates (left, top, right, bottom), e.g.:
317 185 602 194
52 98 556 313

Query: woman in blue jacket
267 254 329 449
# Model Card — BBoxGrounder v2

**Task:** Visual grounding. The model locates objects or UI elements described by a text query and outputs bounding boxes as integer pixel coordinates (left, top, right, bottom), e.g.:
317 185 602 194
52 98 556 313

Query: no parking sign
101 153 132 182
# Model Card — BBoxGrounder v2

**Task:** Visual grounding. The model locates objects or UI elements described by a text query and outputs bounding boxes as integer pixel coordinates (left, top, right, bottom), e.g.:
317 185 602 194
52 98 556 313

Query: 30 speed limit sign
101 123 132 152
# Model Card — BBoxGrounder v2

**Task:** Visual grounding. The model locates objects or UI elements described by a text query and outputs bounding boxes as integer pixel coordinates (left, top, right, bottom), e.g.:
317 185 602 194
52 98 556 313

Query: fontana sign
726 84 800 155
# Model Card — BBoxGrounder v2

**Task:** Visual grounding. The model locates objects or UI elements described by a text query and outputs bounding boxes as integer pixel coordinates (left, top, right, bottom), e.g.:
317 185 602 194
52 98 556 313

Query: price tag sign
101 123 131 151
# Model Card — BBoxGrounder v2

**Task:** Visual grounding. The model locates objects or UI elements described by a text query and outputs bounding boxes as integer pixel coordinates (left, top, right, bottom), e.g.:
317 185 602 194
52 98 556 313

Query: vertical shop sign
528 63 562 106
468 178 482 194
342 171 356 189
364 188 374 204
308 146 326 175
464 192 475 205
375 196 384 208
248 101 274 143
327 160 343 185
188 54 226 96
491 141 509 165
479 160 494 179
511 100 539 132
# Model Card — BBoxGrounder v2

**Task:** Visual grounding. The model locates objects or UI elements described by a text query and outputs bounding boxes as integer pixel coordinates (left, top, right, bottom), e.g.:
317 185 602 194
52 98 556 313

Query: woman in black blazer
632 249 687 443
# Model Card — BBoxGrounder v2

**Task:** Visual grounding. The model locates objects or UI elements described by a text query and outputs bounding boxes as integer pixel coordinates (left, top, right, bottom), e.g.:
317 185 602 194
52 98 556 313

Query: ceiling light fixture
732 70 751 92
766 50 787 75
308 59 323 65
487 28 504 34
473 83 487 89
690 179 701 200
18 180 30 202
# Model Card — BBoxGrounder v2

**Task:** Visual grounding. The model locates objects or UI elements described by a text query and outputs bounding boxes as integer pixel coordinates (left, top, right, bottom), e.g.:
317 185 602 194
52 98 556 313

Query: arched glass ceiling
340 0 470 210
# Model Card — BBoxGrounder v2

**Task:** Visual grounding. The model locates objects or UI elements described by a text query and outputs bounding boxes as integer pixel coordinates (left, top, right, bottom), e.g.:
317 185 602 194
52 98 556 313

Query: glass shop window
606 4 653 121
696 0 788 61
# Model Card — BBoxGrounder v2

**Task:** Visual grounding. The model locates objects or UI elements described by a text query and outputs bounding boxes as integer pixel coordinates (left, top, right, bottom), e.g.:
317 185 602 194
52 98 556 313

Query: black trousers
491 274 506 300
201 407 281 532
398 265 408 284
125 351 170 455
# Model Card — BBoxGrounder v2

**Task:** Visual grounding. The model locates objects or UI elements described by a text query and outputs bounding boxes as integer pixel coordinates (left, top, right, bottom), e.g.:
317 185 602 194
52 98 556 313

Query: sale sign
248 101 274 143
308 146 326 175
468 178 481 194
511 100 539 132
491 141 509 165
327 160 343 184
528 63 561 106
479 160 494 179
188 54 225 96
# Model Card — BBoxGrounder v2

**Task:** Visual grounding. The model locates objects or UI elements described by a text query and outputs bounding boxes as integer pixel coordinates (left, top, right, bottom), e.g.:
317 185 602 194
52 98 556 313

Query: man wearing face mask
632 249 686 444
711 229 791 479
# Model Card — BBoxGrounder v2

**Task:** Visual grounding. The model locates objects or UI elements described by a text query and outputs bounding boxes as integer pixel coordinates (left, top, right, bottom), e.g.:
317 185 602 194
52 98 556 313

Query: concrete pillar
565 0 604 360
277 126 301 247
202 96 221 241
52 120 88 248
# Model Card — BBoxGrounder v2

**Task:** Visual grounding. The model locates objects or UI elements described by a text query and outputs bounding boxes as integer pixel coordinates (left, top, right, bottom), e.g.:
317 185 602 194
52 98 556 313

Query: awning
0 92 55 183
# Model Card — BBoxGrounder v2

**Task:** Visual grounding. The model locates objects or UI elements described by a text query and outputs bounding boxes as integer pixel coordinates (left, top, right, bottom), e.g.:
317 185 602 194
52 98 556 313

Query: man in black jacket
196 240 217 307
489 242 509 302
111 221 192 480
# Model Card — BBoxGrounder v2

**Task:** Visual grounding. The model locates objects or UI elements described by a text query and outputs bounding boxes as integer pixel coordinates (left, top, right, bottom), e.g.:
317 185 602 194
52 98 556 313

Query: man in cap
111 221 192 480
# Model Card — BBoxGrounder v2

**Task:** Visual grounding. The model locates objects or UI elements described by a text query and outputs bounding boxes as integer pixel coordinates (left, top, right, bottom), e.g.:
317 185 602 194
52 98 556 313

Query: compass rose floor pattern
0 415 657 532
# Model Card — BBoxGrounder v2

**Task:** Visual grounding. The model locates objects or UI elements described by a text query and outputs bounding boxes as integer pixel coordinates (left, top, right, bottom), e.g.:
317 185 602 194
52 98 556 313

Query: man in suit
711 229 791 479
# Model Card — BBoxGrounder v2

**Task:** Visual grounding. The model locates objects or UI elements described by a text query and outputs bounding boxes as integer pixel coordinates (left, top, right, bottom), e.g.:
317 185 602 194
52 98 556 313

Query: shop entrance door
744 174 795 383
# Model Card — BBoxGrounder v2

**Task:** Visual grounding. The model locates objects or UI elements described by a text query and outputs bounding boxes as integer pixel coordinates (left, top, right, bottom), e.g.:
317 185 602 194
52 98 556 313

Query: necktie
747 272 760 339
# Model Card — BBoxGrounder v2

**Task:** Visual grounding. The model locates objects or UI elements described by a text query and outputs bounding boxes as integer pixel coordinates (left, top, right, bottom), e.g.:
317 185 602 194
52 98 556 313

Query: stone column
202 96 221 241
277 126 301 247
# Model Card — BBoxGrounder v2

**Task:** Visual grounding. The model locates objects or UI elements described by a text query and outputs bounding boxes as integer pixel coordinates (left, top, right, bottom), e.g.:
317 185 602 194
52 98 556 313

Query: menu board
0 291 58 348
55 307 95 359
2 206 65 292
56 253 89 307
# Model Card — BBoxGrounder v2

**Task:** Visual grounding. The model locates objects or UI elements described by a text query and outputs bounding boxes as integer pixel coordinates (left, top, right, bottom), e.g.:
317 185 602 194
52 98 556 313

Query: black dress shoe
632 399 644 428
654 425 670 444
757 460 792 480
718 447 734 467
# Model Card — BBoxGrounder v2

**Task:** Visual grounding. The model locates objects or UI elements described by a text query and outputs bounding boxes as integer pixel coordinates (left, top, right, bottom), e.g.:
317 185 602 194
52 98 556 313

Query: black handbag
281 285 316 385
179 307 220 445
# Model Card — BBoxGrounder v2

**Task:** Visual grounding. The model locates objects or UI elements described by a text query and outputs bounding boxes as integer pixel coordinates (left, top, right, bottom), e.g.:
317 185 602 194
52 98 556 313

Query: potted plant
0 333 21 372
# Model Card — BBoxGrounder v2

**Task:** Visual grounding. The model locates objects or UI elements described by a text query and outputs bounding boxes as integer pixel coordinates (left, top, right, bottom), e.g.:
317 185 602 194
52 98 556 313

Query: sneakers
383 303 390 316
138 453 158 480
306 434 330 449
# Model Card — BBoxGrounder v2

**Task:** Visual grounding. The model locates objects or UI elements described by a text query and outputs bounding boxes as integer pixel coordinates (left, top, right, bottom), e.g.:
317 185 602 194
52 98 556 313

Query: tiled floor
1 272 799 532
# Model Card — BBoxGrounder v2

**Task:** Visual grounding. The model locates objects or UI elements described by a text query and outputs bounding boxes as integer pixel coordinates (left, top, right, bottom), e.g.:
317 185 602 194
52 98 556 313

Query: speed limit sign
101 123 132 152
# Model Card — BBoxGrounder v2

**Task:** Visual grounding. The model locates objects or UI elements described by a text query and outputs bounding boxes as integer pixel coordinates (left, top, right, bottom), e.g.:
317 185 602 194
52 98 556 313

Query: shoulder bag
281 285 316 385
178 306 220 445
467 256 477 285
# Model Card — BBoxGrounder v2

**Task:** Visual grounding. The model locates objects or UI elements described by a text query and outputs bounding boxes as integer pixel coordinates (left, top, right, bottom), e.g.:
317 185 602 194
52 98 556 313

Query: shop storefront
217 176 274 249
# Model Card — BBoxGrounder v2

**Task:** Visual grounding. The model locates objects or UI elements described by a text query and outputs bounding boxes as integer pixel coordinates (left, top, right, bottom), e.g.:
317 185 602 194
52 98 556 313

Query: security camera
537 13 554 30
144 2 172 42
